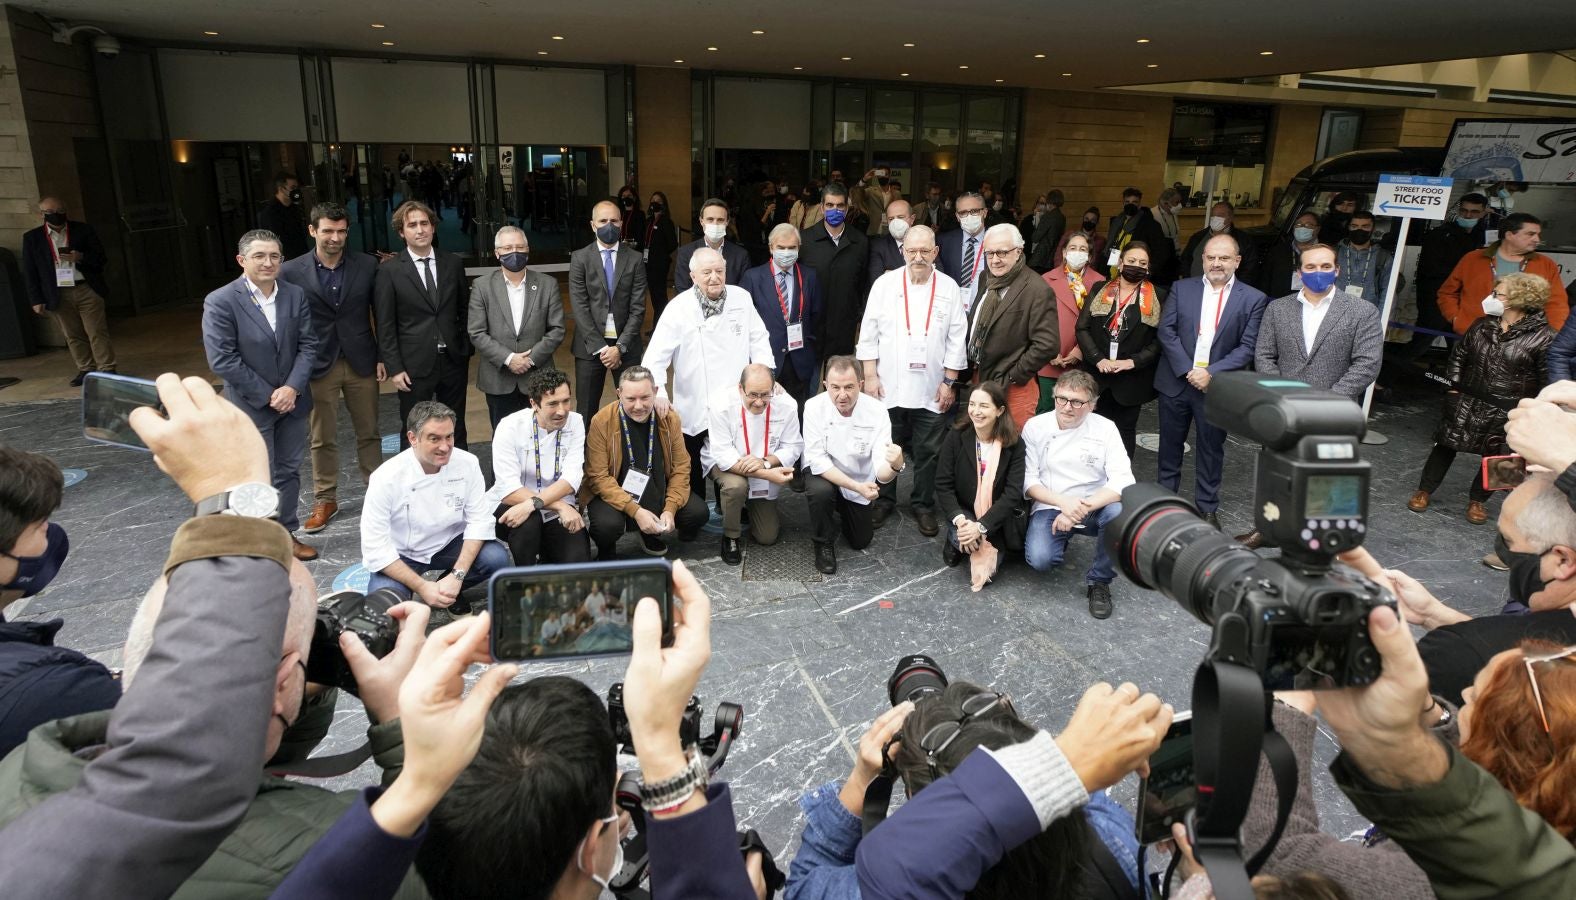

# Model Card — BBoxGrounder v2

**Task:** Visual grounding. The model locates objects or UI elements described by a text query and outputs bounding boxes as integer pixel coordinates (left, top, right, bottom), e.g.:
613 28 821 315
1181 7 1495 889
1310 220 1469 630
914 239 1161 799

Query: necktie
602 249 616 298
776 269 790 318
961 237 978 288
421 257 436 300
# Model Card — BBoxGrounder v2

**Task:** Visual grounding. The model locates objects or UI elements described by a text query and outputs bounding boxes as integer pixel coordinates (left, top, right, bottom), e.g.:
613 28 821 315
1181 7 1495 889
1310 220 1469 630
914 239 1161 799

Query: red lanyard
742 405 770 456
47 225 69 264
1199 283 1228 336
645 214 659 245
773 264 804 323
903 274 938 336
968 241 985 283
1108 284 1139 337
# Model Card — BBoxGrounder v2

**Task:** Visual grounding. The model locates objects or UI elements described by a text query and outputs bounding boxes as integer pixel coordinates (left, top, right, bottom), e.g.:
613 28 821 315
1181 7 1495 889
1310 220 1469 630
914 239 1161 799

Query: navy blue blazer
201 276 317 419
1154 275 1268 398
741 261 821 383
21 221 110 311
277 250 380 380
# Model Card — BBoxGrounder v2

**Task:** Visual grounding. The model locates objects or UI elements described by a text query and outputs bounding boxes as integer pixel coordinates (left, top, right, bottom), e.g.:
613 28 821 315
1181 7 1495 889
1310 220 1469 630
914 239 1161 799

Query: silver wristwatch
194 482 279 519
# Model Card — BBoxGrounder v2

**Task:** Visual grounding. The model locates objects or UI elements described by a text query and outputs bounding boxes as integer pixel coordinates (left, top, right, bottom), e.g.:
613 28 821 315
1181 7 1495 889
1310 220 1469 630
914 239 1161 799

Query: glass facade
1164 100 1273 210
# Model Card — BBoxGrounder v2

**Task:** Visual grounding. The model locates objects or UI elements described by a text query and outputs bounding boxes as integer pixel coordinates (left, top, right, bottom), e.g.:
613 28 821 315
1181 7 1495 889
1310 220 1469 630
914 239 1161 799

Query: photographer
0 444 120 755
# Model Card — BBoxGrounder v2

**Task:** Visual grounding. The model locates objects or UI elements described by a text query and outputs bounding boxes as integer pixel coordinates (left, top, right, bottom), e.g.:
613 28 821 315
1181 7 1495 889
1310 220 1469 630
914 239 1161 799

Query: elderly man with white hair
966 221 1060 425
642 245 775 498
467 224 566 431
855 223 967 536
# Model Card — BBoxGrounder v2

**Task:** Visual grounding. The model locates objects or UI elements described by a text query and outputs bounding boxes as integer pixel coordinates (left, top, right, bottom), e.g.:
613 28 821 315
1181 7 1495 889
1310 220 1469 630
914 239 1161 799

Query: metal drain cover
740 540 823 582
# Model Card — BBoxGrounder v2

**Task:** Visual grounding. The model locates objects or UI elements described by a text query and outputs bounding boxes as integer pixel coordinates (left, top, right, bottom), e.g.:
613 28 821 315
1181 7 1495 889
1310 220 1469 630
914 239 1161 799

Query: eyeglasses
902 248 933 258
917 691 1014 778
743 390 773 401
954 208 985 217
246 253 284 264
1053 395 1091 410
983 249 1019 259
1524 644 1576 736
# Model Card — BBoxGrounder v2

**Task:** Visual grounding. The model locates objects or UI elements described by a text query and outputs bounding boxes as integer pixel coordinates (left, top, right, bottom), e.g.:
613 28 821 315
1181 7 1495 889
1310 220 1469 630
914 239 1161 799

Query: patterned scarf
1087 279 1160 328
1066 267 1088 309
694 285 725 320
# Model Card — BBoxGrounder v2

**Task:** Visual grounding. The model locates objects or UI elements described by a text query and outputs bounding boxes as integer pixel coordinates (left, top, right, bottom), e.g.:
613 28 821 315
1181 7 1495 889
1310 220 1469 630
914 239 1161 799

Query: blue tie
602 248 615 297
777 269 790 318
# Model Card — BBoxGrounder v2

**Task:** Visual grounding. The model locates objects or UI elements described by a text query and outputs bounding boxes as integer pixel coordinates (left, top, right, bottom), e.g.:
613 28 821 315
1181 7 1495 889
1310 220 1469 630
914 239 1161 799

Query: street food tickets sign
1442 119 1576 184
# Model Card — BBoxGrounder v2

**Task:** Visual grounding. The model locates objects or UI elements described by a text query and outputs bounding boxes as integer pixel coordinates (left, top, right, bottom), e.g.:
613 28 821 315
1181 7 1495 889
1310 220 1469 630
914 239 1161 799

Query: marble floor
0 370 1513 873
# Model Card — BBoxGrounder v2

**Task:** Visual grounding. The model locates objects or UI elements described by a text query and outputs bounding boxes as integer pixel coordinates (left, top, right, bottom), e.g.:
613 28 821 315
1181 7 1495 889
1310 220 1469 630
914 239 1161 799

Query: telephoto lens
1104 482 1260 625
887 654 948 706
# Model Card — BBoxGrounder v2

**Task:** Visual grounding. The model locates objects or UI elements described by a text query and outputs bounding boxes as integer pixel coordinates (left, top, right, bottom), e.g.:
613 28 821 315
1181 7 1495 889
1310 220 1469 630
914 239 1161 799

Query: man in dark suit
742 223 822 411
866 197 911 283
256 171 310 260
912 183 955 234
22 197 116 386
374 200 472 451
798 183 870 360
673 198 750 293
1154 233 1269 528
468 225 565 429
277 203 383 534
569 199 647 421
1179 201 1260 285
936 192 989 300
201 229 319 560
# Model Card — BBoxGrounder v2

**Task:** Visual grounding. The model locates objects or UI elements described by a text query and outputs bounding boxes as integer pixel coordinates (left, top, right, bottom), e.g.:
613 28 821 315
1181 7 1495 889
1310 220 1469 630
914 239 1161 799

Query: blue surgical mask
1301 269 1337 293
1293 226 1316 243
1456 216 1479 230
823 208 847 228
1 523 69 598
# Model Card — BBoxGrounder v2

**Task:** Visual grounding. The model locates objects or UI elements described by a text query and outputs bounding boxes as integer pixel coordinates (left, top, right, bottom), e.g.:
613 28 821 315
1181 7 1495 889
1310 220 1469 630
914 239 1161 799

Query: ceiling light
1061 72 1072 76
1260 50 1274 56
900 72 909 77
674 59 684 63
203 30 219 36
752 29 766 35
958 65 969 69
1146 63 1159 68
370 23 385 28
793 66 803 70
994 78 1004 83
903 42 915 47
841 56 852 60
1034 53 1046 58
552 35 565 40
707 46 718 51
382 41 395 46
1136 37 1151 43
537 50 548 55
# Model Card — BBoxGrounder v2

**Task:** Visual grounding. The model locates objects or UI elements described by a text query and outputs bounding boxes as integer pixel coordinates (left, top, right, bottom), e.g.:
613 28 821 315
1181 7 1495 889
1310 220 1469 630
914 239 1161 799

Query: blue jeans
1023 502 1122 584
366 534 511 601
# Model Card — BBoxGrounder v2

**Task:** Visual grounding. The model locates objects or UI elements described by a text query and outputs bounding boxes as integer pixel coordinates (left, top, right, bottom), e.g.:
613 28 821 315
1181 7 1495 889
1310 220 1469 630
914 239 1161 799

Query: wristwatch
639 748 709 812
531 496 545 512
194 482 279 519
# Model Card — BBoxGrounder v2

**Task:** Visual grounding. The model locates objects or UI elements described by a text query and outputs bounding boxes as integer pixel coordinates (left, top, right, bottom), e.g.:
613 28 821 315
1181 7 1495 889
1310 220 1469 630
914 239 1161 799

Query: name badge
643 247 650 262
1290 271 1303 291
907 336 929 370
1107 248 1121 268
1346 286 1364 300
603 312 618 340
1485 229 1498 244
747 477 772 500
55 265 75 287
1193 346 1212 367
850 426 874 457
621 467 650 500
540 507 561 524
1109 340 1120 360
443 492 464 511
786 322 805 350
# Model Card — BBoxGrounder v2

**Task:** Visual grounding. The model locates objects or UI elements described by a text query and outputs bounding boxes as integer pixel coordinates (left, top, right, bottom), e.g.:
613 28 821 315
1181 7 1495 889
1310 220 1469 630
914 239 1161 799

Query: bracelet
639 749 708 812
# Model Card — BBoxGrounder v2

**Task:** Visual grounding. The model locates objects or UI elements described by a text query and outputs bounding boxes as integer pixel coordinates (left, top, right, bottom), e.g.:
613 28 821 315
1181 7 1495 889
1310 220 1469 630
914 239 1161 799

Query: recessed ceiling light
1136 37 1151 43
1061 72 1072 76
994 78 1004 83
903 42 915 47
203 30 219 36
958 64 969 69
841 56 852 60
674 59 684 63
1146 63 1159 68
382 41 395 46
900 72 909 77
537 50 548 55
1260 50 1274 56
707 46 719 51
752 29 766 35
792 66 803 70
552 35 565 40
1034 53 1046 59
370 23 385 28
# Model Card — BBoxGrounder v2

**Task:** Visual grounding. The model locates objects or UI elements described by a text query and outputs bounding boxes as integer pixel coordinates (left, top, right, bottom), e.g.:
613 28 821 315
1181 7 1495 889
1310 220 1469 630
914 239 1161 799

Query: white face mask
958 214 984 235
703 223 728 243
772 248 798 269
889 219 910 241
1064 250 1089 270
1482 296 1506 317
992 200 1003 211
1208 216 1228 233
581 812 624 890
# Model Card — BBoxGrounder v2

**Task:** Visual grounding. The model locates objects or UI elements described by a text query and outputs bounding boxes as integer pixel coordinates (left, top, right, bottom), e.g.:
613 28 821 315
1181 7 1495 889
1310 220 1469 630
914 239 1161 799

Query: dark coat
1180 226 1261 285
0 619 119 758
1027 208 1067 270
673 240 750 293
1076 280 1161 407
797 223 869 358
1435 312 1554 454
372 250 470 379
1106 208 1177 286
568 241 646 361
201 276 317 421
277 250 381 379
934 426 1026 549
257 200 311 260
968 261 1060 387
21 221 110 311
866 234 905 284
741 261 822 384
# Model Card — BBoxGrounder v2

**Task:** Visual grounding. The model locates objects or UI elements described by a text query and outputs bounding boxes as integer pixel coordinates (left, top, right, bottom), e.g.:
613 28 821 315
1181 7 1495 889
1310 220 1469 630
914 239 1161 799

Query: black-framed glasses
1053 395 1091 410
1524 644 1576 737
917 691 1014 778
983 249 1019 260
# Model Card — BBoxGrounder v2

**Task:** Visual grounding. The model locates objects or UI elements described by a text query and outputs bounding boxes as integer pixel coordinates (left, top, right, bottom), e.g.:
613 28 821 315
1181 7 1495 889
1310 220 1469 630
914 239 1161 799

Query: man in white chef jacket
642 246 775 501
803 354 905 575
361 400 509 613
702 363 804 565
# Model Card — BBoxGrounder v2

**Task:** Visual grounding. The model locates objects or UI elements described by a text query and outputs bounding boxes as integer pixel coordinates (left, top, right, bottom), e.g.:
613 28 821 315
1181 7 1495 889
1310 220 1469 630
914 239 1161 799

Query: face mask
580 813 623 890
1497 532 1553 608
1120 264 1148 284
1482 296 1506 317
620 196 635 209
1347 229 1372 245
992 200 1003 211
596 223 621 246
1456 216 1479 230
1208 216 1228 233
958 214 983 235
1301 269 1337 293
43 211 67 227
0 523 68 597
1082 218 1097 231
499 252 528 273
778 184 789 195
822 209 846 229
1293 226 1316 243
888 219 909 241
288 188 302 205
1122 202 1139 217
772 248 798 269
648 203 662 216
703 223 729 242
1064 250 1089 270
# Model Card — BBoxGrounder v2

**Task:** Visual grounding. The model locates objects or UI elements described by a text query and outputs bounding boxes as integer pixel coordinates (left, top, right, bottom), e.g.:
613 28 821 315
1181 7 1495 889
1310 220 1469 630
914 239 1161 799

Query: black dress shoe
941 539 962 567
814 541 838 575
641 532 670 556
721 536 742 565
1087 582 1114 619
70 371 88 387
916 509 939 537
1204 511 1221 530
872 503 893 529
1234 529 1264 550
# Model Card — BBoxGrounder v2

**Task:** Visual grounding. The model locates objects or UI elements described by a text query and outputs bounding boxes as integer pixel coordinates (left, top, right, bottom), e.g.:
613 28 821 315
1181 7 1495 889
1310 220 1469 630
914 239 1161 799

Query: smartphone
875 168 888 177
488 560 673 662
1483 454 1528 491
82 372 162 451
1134 711 1194 845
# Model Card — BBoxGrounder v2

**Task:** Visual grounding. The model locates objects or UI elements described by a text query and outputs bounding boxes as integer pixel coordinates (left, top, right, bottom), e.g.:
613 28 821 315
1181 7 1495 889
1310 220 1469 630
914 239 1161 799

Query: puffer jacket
1434 311 1553 454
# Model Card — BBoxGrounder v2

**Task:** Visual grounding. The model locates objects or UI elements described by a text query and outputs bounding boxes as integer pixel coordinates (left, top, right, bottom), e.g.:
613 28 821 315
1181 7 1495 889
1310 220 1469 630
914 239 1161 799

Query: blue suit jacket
1154 276 1268 398
741 261 822 383
201 276 317 420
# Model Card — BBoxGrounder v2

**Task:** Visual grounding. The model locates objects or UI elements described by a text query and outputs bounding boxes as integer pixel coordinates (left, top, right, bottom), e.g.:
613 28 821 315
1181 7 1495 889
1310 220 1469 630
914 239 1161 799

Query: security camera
91 34 119 58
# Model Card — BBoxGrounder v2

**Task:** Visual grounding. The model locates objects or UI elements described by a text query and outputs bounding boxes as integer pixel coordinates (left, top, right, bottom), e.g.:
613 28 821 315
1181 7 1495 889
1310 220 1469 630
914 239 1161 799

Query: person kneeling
488 368 591 566
1021 370 1134 620
802 356 904 575
704 364 803 565
937 383 1025 591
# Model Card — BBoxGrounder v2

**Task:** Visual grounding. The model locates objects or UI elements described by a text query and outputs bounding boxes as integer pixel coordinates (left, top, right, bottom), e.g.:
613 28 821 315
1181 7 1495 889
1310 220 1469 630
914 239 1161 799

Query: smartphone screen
82 372 161 451
1135 712 1194 844
488 560 672 662
1483 454 1528 491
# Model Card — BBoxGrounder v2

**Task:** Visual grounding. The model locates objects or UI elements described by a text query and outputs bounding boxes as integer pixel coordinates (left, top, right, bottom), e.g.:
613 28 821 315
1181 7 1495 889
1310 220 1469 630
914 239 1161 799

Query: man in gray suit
201 228 319 560
569 198 647 421
468 225 566 430
1237 243 1383 548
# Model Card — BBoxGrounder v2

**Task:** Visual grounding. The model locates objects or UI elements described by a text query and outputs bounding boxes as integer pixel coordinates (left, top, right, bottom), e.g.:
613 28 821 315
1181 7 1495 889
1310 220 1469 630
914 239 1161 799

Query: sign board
1374 174 1450 220
1441 119 1576 184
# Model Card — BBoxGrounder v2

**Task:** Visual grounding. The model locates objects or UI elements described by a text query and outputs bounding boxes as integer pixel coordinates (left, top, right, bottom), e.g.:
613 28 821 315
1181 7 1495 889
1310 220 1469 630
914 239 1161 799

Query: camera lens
362 587 404 616
887 654 948 706
1105 483 1259 624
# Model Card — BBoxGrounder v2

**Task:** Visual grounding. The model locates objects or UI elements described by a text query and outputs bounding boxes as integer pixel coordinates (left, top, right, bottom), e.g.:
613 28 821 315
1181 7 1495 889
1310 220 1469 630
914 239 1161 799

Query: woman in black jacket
936 381 1026 592
1075 242 1161 459
1409 271 1554 525
643 191 679 324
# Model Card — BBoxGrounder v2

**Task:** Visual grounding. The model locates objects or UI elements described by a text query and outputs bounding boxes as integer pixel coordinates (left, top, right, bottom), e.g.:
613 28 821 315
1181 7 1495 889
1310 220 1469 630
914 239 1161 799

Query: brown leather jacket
581 402 692 517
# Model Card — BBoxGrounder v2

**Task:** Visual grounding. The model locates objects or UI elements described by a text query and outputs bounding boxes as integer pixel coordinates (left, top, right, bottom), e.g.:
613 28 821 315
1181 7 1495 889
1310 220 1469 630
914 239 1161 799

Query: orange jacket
1437 244 1568 335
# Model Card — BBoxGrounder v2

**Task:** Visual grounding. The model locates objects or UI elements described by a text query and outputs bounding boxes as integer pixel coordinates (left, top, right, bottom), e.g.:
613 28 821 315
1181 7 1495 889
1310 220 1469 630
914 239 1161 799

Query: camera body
305 588 402 694
1108 373 1394 690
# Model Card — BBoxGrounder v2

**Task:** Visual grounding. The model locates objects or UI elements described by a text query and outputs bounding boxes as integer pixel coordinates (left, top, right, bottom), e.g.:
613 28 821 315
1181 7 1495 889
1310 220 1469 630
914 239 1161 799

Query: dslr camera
1106 373 1394 690
305 588 402 694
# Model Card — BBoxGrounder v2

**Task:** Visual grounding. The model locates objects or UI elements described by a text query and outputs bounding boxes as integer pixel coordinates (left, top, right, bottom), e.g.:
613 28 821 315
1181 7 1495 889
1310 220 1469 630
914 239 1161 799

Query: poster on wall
1441 119 1576 184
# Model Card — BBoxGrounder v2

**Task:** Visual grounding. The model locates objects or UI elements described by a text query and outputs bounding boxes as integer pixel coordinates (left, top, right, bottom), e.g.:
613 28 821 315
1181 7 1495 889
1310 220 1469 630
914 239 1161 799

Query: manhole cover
740 539 822 583
1135 433 1187 454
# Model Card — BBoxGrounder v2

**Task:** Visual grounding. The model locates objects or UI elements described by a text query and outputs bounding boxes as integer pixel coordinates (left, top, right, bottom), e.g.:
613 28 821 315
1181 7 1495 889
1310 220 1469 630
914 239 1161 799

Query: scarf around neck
1088 278 1159 328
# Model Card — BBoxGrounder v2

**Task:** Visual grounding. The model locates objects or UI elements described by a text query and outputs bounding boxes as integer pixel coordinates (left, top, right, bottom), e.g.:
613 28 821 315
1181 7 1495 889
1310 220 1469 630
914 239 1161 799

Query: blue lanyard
1340 244 1372 286
532 419 562 489
619 409 657 471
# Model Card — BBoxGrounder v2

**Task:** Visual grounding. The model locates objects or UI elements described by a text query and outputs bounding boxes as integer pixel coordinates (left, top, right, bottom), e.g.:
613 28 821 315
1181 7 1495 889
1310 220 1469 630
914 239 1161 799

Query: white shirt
584 590 609 621
642 284 776 436
540 618 562 643
855 268 969 413
802 391 893 505
505 273 527 334
1297 288 1336 356
1021 411 1135 513
407 246 438 278
701 387 805 497
486 410 585 504
48 226 78 283
244 277 279 332
1194 276 1234 366
361 447 497 573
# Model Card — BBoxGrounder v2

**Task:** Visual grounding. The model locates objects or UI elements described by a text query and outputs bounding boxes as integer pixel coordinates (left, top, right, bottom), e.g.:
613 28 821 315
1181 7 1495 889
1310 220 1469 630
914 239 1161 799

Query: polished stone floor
0 370 1512 872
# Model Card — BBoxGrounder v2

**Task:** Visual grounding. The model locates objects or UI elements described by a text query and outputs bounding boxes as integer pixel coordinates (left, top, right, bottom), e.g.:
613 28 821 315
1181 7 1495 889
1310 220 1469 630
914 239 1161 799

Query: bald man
569 198 648 421
23 196 115 385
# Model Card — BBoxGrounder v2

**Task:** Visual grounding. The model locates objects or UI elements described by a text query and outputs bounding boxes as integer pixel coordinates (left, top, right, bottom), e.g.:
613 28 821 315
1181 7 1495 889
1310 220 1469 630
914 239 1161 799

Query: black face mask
1082 218 1097 230
288 188 303 205
43 211 67 227
1347 229 1372 245
1120 264 1149 284
1497 532 1554 608
648 202 663 215
620 196 635 209
1122 202 1139 217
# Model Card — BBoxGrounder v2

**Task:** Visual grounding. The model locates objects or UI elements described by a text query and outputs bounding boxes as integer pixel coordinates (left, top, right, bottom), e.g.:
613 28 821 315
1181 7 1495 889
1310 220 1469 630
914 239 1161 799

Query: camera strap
860 773 897 835
267 740 374 778
1185 659 1265 900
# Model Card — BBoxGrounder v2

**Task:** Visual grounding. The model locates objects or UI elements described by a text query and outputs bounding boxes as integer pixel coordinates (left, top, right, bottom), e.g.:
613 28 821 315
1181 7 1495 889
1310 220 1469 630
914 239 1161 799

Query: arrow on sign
1379 200 1428 213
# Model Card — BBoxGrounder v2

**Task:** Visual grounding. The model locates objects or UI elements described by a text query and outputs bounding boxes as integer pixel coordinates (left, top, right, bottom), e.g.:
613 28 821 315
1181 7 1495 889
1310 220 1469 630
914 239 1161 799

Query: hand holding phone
1135 712 1194 844
1482 453 1527 491
488 560 673 662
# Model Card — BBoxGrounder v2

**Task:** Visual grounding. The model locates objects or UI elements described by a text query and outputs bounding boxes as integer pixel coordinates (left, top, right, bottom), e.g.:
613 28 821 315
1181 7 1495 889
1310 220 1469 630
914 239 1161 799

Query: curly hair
1458 639 1576 841
1496 272 1551 313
